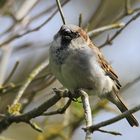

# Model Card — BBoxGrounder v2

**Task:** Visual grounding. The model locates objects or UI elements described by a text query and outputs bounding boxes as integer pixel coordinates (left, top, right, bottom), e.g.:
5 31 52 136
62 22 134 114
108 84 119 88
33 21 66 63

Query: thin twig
0 0 69 47
80 90 92 140
0 92 65 133
97 129 122 136
43 98 71 115
12 60 49 105
21 91 37 112
121 75 140 93
27 120 43 132
84 104 140 133
16 0 40 20
0 73 55 96
99 11 140 48
0 11 56 47
4 61 19 85
79 13 83 27
88 22 125 37
27 1 59 24
56 0 66 24
0 45 12 86
0 89 71 133
0 0 69 37
0 0 39 37
125 0 133 15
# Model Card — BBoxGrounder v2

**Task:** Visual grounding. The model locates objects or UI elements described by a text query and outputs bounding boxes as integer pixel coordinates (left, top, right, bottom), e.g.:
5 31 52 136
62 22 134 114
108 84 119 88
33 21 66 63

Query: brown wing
77 27 121 90
97 48 121 89
98 52 121 90
89 41 121 90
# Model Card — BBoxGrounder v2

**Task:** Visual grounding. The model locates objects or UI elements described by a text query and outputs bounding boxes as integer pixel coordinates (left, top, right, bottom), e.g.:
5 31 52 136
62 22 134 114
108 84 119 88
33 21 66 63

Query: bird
49 24 139 127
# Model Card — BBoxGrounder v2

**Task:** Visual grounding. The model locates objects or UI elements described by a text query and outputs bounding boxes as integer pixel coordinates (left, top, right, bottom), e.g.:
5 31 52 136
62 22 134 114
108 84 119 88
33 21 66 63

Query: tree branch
0 45 12 86
15 0 40 20
88 22 125 37
3 61 19 85
0 90 70 133
80 90 93 140
43 98 72 115
84 104 140 133
97 129 122 136
0 0 69 47
56 0 66 24
99 11 140 48
125 0 133 15
11 60 49 106
78 13 83 27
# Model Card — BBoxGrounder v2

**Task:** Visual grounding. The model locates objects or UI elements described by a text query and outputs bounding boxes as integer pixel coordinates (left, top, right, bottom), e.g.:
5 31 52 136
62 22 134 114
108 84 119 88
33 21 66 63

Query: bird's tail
106 90 139 127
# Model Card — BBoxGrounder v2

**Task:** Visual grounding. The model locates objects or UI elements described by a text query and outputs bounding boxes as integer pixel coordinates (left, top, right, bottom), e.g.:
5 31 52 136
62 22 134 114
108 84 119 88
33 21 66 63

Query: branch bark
99 11 140 48
80 90 93 140
0 91 69 133
84 104 140 133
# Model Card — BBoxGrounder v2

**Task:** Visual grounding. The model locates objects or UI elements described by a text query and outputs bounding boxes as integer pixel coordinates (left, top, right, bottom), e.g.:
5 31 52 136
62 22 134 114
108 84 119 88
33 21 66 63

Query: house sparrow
49 24 139 127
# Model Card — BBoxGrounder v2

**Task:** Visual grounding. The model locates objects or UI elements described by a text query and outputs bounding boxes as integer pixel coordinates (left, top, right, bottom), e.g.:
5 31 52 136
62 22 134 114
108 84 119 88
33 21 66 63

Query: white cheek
71 37 86 49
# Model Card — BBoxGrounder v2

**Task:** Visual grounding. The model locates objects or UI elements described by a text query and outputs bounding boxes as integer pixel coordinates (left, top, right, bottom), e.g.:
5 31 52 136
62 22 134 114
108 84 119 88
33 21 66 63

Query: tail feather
115 99 139 127
106 91 139 127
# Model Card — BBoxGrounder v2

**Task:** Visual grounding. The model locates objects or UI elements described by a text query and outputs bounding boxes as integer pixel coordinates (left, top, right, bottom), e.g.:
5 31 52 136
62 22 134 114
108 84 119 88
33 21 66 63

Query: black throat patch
54 42 69 65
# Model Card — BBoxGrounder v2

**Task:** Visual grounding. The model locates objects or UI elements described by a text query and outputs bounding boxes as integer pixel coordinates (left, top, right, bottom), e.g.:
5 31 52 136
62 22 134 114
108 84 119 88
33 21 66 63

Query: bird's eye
73 32 80 38
60 29 79 38
60 28 71 36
